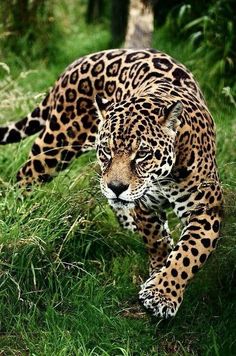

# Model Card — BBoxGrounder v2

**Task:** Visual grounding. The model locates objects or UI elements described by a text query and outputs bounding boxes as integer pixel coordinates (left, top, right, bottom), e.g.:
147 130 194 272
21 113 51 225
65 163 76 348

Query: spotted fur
0 49 223 318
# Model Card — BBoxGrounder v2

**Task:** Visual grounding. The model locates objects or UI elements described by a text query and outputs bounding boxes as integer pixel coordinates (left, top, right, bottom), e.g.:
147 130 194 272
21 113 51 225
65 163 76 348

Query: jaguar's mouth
108 198 135 209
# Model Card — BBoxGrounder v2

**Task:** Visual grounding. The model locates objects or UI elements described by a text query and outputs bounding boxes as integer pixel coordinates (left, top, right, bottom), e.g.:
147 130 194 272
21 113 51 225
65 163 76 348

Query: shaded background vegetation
1 0 235 98
0 1 236 355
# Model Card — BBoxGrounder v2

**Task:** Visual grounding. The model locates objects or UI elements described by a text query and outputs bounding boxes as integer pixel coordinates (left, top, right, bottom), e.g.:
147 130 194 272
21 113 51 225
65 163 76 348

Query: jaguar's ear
94 94 110 122
162 101 183 131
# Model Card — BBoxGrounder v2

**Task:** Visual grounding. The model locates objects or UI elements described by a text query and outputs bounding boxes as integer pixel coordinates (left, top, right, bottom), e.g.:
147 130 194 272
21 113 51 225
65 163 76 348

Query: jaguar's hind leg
16 109 98 188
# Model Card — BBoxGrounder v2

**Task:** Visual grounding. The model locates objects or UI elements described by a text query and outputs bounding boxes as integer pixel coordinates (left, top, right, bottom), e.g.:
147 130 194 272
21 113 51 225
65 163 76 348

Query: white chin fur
108 199 135 209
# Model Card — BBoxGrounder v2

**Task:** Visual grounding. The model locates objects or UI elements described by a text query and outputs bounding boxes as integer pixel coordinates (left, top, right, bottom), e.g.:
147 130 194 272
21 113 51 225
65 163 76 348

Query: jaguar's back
0 49 211 186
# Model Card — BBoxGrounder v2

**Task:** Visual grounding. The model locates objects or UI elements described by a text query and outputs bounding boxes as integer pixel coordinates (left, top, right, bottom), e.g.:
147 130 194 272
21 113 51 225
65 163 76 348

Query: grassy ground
0 5 236 355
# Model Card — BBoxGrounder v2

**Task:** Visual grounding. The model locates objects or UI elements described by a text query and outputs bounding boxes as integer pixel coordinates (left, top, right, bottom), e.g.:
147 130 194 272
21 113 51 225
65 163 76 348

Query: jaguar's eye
136 148 151 160
103 146 111 156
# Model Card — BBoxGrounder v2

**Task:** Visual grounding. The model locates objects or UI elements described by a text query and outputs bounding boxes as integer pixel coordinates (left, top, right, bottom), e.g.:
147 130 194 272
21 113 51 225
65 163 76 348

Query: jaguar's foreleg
139 204 222 318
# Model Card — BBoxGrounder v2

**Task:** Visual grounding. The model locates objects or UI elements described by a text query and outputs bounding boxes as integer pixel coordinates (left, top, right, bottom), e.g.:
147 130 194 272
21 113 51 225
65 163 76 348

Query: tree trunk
86 0 104 23
124 0 154 49
111 0 130 47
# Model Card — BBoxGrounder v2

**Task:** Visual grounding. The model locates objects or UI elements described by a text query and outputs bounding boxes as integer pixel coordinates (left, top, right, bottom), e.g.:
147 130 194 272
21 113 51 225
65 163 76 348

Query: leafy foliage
0 0 61 61
164 0 236 97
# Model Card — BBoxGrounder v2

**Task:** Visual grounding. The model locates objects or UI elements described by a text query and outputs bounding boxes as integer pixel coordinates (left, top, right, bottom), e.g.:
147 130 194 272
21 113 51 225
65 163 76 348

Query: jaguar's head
95 94 183 209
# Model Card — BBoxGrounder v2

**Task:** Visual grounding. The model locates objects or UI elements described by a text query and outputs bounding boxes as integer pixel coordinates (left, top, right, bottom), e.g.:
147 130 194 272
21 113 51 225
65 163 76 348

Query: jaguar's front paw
139 276 182 318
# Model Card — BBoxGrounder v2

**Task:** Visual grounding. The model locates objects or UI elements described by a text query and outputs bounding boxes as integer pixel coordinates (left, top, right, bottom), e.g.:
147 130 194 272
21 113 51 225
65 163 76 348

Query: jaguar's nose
107 181 129 197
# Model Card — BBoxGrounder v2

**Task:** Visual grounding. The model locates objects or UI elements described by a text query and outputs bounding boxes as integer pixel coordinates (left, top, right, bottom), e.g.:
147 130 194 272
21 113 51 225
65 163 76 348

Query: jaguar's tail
0 94 51 145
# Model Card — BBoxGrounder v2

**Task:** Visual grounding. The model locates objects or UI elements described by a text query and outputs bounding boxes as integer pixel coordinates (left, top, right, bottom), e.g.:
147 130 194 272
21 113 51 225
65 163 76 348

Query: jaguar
0 49 223 318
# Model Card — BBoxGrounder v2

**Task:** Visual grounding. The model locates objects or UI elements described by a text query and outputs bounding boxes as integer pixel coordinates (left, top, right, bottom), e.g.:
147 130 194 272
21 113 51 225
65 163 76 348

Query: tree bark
124 0 154 49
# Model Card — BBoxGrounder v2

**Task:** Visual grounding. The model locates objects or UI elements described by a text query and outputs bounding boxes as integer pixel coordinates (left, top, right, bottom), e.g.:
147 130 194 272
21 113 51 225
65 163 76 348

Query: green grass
0 7 236 356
